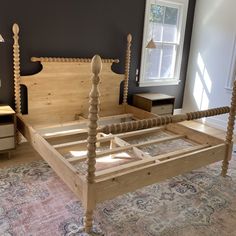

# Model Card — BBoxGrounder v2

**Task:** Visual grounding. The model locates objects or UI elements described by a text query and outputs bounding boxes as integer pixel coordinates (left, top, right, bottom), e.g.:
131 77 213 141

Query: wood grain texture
94 144 226 203
20 59 124 126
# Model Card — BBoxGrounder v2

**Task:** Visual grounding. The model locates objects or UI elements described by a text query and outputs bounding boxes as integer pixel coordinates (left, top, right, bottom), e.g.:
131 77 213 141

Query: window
139 0 189 87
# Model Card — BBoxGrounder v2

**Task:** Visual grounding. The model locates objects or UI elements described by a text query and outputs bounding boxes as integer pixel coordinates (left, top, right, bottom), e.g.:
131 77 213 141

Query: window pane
163 24 177 42
164 7 178 25
148 4 164 42
144 48 161 79
163 6 178 42
152 22 162 41
150 4 164 23
160 45 176 78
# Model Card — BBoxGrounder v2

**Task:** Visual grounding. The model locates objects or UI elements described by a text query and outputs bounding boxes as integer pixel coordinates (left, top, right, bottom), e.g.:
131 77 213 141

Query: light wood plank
67 134 185 163
166 123 224 146
20 61 125 127
54 126 164 149
95 144 208 179
39 113 134 139
94 144 226 203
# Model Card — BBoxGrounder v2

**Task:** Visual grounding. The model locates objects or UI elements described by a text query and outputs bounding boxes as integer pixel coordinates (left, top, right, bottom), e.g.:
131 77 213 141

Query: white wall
183 0 236 130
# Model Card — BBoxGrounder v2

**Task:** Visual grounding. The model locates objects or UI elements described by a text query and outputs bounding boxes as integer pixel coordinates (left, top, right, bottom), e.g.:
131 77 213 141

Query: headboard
12 24 132 127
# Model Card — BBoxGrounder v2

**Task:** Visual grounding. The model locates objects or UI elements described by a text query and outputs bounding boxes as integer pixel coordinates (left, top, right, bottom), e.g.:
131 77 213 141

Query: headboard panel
20 60 124 126
12 23 132 127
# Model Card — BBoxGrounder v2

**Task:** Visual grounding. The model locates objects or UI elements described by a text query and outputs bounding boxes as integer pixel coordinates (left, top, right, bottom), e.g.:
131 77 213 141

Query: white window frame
139 0 189 87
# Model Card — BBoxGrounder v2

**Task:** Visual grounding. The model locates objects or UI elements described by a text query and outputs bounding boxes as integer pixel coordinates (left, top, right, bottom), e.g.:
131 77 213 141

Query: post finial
91 55 102 75
127 33 132 43
12 23 19 35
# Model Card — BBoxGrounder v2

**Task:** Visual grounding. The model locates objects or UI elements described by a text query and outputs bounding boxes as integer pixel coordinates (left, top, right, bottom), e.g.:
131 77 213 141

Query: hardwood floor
0 121 233 169
0 142 42 169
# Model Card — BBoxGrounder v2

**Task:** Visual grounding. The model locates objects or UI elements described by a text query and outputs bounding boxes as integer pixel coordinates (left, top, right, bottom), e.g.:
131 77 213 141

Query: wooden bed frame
12 23 236 233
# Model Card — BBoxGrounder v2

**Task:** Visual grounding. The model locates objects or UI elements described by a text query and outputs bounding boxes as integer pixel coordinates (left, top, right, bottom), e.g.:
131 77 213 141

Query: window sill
139 79 181 87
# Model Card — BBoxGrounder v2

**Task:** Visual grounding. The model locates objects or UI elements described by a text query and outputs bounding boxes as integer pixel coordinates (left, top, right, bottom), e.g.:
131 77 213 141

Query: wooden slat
67 134 185 163
54 126 163 149
53 138 89 149
43 129 87 139
39 113 133 139
156 144 209 161
114 126 164 139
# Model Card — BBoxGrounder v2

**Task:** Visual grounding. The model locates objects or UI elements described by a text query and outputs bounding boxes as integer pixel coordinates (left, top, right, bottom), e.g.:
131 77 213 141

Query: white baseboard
202 117 227 131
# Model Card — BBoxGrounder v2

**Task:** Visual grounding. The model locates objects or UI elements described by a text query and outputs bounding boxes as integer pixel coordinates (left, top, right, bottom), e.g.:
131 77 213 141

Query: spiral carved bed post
221 80 236 177
12 23 22 144
123 34 132 104
84 55 102 233
99 107 230 134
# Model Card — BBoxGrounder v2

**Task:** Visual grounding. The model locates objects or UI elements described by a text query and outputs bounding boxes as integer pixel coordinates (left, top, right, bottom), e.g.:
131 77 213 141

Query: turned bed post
123 34 132 104
12 23 22 144
84 55 102 233
221 80 236 176
99 107 230 134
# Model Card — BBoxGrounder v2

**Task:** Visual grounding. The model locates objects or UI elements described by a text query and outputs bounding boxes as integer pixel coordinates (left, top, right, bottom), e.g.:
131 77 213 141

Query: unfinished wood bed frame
13 23 236 233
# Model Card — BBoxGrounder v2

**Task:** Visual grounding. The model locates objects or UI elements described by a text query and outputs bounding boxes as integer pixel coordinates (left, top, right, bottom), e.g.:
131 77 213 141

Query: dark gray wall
0 0 195 111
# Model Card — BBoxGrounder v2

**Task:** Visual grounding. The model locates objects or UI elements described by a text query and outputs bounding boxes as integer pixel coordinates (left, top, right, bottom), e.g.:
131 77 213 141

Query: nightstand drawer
0 137 15 151
0 124 15 138
151 104 173 115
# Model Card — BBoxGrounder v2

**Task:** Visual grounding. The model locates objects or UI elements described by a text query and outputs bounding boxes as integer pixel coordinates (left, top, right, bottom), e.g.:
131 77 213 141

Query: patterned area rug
0 156 236 236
